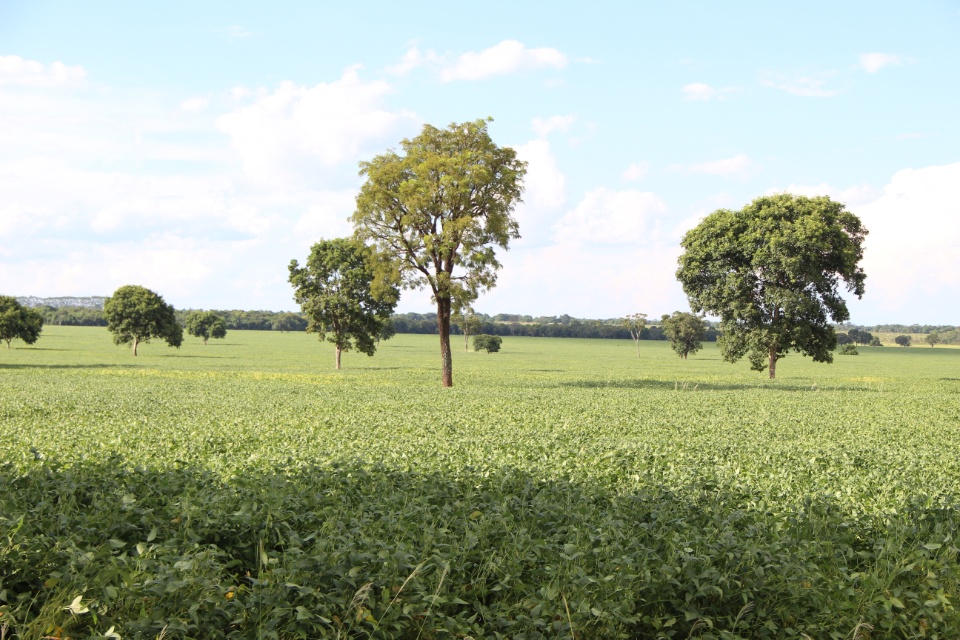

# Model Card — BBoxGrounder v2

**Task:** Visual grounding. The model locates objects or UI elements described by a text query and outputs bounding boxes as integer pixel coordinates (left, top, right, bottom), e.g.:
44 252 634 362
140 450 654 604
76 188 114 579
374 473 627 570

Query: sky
1 1 958 324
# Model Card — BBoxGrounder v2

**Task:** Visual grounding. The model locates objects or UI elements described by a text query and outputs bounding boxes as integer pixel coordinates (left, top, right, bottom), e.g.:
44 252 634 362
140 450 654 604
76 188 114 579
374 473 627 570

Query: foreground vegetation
2 327 959 638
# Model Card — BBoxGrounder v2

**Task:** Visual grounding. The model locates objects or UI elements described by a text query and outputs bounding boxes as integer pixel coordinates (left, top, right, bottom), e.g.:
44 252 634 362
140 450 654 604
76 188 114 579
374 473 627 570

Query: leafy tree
848 328 874 346
454 308 483 352
895 335 912 347
869 336 883 347
836 332 854 345
677 193 867 379
661 311 707 359
925 331 941 348
272 312 307 332
473 334 502 353
0 296 44 348
103 285 183 356
353 119 526 387
623 313 648 357
288 237 399 370
184 311 227 345
839 344 859 355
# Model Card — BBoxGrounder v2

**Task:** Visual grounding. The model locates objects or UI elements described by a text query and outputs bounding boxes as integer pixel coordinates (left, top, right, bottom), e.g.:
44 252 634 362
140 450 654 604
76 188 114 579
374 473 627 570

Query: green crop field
2 327 959 639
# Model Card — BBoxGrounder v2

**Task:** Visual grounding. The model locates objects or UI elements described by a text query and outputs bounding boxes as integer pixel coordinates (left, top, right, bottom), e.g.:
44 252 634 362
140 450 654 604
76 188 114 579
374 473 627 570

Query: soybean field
2 327 960 639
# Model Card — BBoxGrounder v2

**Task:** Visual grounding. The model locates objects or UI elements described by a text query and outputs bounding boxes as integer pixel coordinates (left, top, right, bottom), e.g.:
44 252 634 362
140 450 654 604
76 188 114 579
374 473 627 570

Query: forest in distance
18 296 960 343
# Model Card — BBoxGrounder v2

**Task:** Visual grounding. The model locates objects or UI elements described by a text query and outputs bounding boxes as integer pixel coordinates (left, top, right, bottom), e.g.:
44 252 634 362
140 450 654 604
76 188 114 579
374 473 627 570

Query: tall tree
0 296 44 348
352 119 526 386
288 237 399 370
677 193 867 379
184 311 228 345
925 331 941 348
623 313 648 357
661 311 707 359
103 285 183 356
454 307 482 352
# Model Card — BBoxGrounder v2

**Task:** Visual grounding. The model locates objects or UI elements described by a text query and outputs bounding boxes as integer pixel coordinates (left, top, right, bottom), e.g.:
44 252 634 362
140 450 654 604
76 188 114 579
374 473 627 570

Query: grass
1 327 959 638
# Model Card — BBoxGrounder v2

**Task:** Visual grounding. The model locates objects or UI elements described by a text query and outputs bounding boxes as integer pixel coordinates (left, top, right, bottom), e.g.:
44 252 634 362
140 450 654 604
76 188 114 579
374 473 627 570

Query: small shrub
895 335 912 347
839 344 858 355
473 334 502 353
869 337 882 346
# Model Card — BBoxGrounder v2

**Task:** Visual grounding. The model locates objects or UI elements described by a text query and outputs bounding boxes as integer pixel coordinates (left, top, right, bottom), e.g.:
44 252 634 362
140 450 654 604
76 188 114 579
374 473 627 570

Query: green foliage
271 312 307 332
472 334 502 352
839 343 859 355
870 336 883 346
184 311 227 345
926 331 941 347
453 308 482 351
1 329 960 637
677 193 867 378
0 295 44 348
102 285 182 355
289 238 399 369
848 328 874 346
896 334 912 347
660 311 706 359
353 118 527 386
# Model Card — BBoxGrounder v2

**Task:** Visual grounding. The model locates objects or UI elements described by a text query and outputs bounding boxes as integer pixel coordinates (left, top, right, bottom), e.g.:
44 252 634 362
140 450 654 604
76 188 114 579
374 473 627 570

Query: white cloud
216 66 418 186
532 114 576 138
386 45 445 75
292 190 358 244
680 83 736 101
760 71 841 97
553 188 668 245
763 183 878 209
219 25 253 38
439 40 567 82
510 139 567 245
858 53 901 73
621 162 650 182
671 154 755 179
180 96 209 112
0 55 85 87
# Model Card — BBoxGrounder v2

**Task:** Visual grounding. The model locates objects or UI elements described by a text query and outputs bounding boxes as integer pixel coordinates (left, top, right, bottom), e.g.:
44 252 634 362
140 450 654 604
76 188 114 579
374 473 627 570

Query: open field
2 327 960 638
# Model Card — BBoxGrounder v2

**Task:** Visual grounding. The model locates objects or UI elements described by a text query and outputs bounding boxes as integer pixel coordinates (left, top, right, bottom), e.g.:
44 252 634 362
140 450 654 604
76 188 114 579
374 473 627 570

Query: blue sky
2 1 958 323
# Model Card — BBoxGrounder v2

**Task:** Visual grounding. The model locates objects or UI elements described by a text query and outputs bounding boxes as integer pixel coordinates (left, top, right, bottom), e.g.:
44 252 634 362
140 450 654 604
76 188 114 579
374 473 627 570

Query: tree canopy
288 237 399 370
623 313 648 357
677 193 867 378
184 311 227 345
0 296 44 348
103 285 183 356
661 311 707 360
454 308 482 352
352 118 526 386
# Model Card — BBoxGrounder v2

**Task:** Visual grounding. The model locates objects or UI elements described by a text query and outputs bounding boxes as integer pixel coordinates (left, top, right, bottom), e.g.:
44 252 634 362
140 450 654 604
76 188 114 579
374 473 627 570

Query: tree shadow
560 378 875 392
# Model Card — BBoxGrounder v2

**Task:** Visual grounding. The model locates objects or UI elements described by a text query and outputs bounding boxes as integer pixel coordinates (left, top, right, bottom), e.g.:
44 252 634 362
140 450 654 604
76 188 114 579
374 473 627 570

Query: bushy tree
0 296 44 348
869 336 883 347
839 343 859 355
925 331 941 347
184 311 227 345
661 311 707 359
353 119 526 387
623 313 648 357
895 335 912 347
677 194 867 379
103 285 182 356
288 238 399 370
473 334 502 353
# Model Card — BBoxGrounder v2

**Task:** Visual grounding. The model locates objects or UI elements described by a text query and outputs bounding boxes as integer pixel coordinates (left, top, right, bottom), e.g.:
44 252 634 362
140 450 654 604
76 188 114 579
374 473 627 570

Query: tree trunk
437 297 453 387
464 330 469 352
133 336 139 356
203 337 208 345
768 343 777 379
335 346 342 370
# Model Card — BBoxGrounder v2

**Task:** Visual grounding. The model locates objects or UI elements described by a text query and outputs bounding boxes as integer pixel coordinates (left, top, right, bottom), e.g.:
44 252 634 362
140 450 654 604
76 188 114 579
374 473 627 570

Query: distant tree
352 119 526 387
0 296 44 348
836 332 854 345
288 237 399 370
869 336 883 347
677 193 867 379
184 311 227 345
925 331 941 348
272 313 307 332
473 334 502 353
894 335 912 347
623 313 648 357
848 329 874 346
454 308 483 352
661 311 707 359
839 344 859 355
103 285 183 356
